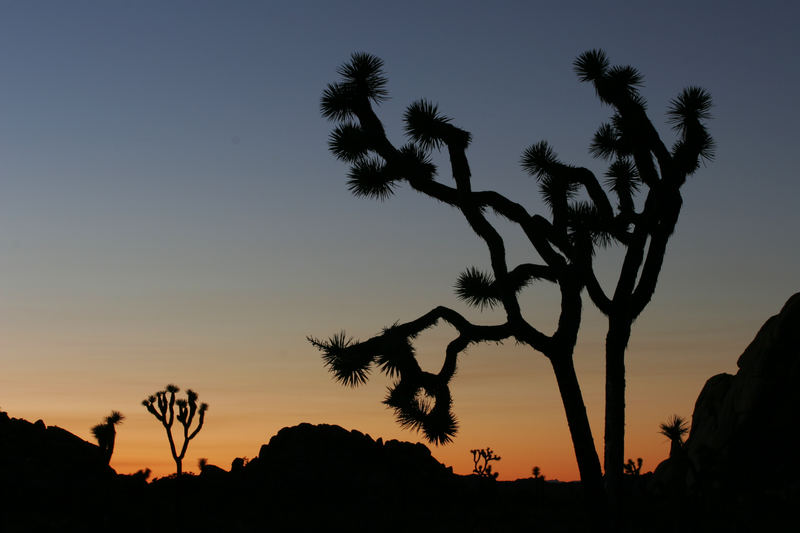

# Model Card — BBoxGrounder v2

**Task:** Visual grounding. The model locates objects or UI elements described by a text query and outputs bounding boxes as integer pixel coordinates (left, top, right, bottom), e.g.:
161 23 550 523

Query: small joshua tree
142 384 208 475
623 457 643 476
532 465 545 481
91 411 124 464
471 447 501 479
659 415 688 459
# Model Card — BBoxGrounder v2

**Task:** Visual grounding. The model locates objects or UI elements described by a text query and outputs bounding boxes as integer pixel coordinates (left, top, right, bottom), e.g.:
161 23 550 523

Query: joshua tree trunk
603 317 632 515
551 353 605 509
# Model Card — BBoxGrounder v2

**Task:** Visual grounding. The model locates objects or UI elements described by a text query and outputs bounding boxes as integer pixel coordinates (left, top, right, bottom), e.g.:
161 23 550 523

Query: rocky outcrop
247 422 452 488
0 412 115 489
681 293 800 489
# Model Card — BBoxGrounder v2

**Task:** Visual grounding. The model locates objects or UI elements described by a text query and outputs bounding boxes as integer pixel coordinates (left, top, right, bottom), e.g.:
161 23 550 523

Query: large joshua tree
570 50 713 502
142 384 208 476
310 52 607 500
310 51 712 506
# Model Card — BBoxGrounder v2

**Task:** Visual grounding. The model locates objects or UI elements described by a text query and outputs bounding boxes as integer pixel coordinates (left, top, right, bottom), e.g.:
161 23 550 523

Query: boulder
681 292 800 489
251 422 451 489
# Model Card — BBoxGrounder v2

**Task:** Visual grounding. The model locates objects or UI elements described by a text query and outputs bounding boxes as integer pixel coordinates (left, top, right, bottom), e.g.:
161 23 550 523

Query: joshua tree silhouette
532 466 545 480
471 447 501 479
623 457 643 476
142 384 208 476
568 50 714 505
91 411 124 465
659 415 689 459
309 51 712 512
310 51 606 502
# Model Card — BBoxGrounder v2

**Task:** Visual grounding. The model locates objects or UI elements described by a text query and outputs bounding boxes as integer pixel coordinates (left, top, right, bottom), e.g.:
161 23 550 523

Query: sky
1 1 798 481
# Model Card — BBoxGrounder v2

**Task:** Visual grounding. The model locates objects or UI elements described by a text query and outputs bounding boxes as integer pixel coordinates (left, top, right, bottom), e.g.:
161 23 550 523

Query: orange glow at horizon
2 323 745 482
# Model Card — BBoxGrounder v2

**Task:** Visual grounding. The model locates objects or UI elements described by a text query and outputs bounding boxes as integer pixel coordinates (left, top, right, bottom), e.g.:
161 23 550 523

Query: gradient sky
1 1 798 480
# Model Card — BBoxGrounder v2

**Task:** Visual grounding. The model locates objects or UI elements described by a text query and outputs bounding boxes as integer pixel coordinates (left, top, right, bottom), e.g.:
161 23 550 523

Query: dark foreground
1 416 797 532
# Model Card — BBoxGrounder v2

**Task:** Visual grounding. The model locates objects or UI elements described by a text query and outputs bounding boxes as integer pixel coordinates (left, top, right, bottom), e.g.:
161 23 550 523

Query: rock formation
0 411 115 489
668 293 800 491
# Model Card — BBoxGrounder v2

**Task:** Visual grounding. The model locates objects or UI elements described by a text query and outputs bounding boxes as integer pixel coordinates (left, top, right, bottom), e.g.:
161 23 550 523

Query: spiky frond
604 159 640 191
574 49 609 82
521 141 560 180
329 122 371 162
106 411 124 426
589 123 619 160
397 143 437 180
421 400 458 445
521 143 578 211
454 267 499 310
603 65 646 106
667 87 713 133
607 65 643 90
166 384 179 394
91 424 107 442
539 175 580 213
321 82 357 122
336 52 389 104
384 381 457 445
659 414 689 442
403 100 471 150
309 331 373 387
346 157 396 200
669 87 714 172
374 332 415 378
672 132 715 174
521 143 581 208
321 53 389 122
567 201 614 251
604 158 640 212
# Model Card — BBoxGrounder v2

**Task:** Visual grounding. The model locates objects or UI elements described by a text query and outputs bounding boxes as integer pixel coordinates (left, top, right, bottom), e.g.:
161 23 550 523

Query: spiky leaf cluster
604 158 640 213
384 378 457 445
346 157 395 200
659 414 689 443
521 142 580 212
668 87 715 173
310 331 372 387
455 267 499 310
329 122 371 162
575 50 646 108
321 52 388 121
310 320 460 445
404 99 471 150
566 201 614 253
573 49 609 83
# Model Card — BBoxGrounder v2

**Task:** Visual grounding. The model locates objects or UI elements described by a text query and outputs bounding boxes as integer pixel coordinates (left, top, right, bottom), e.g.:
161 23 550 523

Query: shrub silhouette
471 447 501 479
532 466 545 481
91 411 124 464
142 384 208 475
